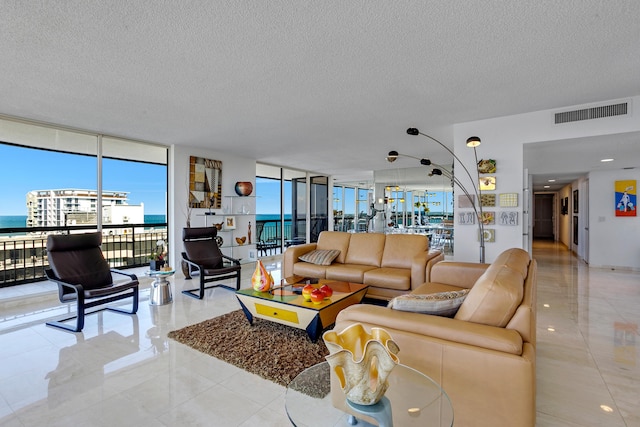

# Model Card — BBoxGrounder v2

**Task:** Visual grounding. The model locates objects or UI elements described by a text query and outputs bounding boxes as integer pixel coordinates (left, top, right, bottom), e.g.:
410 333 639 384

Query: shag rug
167 309 330 396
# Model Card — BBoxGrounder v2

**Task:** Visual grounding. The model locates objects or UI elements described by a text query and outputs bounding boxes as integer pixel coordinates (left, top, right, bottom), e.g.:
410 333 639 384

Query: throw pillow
388 289 471 317
299 249 341 266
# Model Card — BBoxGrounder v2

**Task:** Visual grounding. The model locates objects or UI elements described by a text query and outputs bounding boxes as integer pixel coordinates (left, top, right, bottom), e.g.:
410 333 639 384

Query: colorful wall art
479 176 496 191
477 159 496 174
615 180 636 217
189 156 222 209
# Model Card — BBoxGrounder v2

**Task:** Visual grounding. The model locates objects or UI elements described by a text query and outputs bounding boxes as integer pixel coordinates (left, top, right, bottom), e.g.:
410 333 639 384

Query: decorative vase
234 181 253 197
150 260 165 271
252 260 274 292
323 324 400 406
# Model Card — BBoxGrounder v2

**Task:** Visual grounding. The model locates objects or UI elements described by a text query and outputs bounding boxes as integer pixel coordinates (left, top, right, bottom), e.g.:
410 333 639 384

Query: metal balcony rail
0 222 167 288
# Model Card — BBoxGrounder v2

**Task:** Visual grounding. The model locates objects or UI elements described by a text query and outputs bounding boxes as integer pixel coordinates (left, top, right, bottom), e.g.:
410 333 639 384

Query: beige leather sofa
333 248 537 427
283 231 444 300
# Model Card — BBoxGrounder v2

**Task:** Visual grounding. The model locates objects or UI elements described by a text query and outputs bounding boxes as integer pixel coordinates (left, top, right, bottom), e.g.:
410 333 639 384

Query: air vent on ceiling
555 102 628 124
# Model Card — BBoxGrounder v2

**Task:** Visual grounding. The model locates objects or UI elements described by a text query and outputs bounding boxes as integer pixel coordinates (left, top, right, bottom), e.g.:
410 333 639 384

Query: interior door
533 194 555 239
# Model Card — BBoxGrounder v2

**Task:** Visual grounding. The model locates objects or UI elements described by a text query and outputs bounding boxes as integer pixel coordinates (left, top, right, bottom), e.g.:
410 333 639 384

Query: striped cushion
388 289 470 317
299 249 341 266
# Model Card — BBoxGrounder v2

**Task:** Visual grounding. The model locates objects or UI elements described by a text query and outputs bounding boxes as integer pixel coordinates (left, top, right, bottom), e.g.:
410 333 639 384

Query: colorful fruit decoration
251 260 273 292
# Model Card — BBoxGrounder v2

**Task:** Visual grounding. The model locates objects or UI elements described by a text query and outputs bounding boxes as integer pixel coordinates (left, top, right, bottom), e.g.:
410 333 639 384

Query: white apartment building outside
26 189 144 227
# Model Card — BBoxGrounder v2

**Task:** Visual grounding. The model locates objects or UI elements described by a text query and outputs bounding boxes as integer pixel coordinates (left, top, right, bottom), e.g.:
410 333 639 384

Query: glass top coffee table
236 277 368 341
286 361 453 427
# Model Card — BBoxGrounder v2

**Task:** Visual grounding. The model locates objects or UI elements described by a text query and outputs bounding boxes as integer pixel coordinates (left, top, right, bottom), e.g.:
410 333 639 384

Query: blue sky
0 143 167 215
255 177 291 215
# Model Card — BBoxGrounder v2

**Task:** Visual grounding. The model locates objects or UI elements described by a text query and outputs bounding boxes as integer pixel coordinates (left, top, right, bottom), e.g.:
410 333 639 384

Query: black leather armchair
45 232 139 332
181 227 242 299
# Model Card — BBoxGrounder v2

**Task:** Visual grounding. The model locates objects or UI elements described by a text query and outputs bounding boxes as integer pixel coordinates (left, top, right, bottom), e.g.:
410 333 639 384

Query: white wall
168 144 256 270
587 169 640 270
453 95 640 264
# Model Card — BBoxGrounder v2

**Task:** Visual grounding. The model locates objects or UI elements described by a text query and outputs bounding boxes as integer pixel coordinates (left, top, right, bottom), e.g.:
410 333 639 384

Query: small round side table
285 362 453 426
147 269 175 306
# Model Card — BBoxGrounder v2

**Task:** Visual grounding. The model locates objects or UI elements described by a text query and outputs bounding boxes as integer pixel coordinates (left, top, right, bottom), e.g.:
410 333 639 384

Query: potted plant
149 239 167 271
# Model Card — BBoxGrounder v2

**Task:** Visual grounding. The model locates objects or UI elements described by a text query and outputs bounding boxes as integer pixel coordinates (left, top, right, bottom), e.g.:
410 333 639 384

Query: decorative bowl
234 181 253 196
235 236 247 245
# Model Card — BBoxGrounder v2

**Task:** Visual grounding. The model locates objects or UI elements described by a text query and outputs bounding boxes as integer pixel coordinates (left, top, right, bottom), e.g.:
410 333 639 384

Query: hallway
0 242 638 426
533 240 639 426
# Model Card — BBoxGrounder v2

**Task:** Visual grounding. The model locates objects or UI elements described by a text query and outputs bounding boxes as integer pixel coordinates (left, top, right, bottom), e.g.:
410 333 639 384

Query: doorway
534 194 555 240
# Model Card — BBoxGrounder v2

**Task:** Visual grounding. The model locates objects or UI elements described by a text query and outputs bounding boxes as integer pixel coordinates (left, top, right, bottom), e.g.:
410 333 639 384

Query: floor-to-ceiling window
0 117 168 285
256 163 328 256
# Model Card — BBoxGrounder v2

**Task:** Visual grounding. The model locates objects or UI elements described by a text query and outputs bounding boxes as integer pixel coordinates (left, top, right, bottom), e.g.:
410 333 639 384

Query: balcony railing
1 217 327 288
0 223 167 288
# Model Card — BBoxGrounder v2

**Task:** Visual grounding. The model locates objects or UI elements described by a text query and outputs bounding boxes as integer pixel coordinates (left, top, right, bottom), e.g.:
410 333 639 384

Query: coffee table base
235 281 368 341
237 299 325 341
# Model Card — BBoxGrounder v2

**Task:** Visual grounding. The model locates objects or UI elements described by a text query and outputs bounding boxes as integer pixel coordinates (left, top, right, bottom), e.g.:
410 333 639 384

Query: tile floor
0 241 638 426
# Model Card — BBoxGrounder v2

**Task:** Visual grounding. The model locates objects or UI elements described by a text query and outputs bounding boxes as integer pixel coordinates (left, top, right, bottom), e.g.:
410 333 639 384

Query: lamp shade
466 136 481 147
386 151 399 162
406 128 420 135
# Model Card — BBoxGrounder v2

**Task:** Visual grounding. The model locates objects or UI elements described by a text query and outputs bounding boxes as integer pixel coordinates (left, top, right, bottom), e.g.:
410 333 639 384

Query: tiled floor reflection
0 244 638 426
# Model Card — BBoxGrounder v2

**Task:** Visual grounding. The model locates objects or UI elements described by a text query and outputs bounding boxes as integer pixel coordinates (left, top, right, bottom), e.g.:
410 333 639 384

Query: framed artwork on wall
499 193 518 207
479 176 496 191
573 216 578 245
499 211 518 225
573 190 579 213
480 194 496 207
189 156 222 210
458 195 475 208
458 211 476 224
481 211 495 225
479 228 495 243
615 180 636 217
224 216 236 230
477 159 496 174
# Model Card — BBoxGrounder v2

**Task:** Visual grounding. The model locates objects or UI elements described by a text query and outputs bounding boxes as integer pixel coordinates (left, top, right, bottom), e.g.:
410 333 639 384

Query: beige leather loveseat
283 231 444 300
333 248 537 427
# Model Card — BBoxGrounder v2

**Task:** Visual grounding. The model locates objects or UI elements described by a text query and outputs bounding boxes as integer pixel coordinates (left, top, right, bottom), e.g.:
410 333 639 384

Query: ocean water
0 214 295 229
0 215 167 229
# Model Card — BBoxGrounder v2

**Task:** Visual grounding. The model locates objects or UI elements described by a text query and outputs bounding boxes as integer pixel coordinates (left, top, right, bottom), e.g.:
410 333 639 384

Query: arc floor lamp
387 128 485 263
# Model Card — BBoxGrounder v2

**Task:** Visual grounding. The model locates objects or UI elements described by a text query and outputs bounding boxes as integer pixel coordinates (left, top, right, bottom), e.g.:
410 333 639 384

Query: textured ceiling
1 1 639 191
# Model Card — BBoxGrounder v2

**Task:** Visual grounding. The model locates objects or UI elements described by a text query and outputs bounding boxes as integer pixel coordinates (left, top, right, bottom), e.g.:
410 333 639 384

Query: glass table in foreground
285 361 453 427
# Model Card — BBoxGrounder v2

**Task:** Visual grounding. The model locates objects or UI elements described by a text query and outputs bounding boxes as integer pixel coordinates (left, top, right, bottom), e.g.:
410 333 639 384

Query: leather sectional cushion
381 234 429 269
326 263 378 283
344 233 386 267
388 289 470 317
316 231 351 264
455 248 529 327
363 268 412 291
292 262 328 279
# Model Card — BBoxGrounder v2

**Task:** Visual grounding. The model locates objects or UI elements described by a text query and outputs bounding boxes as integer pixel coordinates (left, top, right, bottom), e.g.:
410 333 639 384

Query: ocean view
0 215 168 229
0 214 290 229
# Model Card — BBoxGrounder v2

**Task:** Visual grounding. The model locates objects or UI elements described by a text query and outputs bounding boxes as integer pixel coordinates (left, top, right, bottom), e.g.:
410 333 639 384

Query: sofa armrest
335 304 523 355
282 243 317 278
429 261 491 289
424 249 444 283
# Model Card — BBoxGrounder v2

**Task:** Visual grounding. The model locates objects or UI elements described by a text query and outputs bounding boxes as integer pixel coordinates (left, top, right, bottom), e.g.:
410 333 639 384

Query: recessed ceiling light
544 185 550 188
548 179 556 182
601 158 614 162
